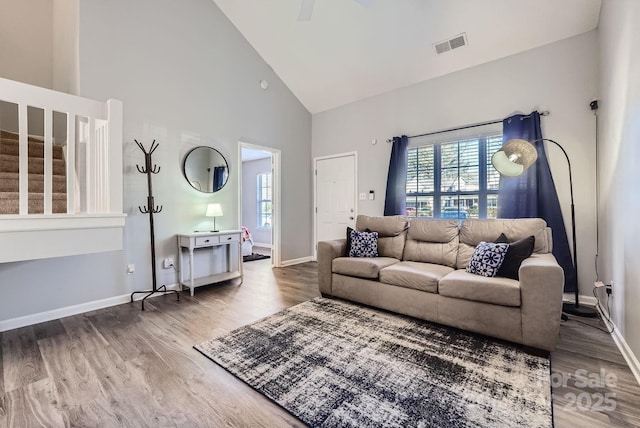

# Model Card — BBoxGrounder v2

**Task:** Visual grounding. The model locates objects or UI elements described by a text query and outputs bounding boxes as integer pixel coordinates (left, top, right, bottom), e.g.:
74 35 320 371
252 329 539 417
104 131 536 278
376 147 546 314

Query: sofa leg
320 293 333 299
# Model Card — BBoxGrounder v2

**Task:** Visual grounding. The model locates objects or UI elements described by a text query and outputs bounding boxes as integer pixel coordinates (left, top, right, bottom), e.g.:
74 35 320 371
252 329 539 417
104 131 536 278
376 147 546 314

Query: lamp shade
205 203 223 217
491 139 538 177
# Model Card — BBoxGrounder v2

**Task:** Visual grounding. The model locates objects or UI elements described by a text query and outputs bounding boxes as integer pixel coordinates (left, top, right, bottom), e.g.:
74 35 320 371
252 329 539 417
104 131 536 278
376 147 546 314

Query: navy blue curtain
213 166 226 192
384 135 408 216
497 112 576 292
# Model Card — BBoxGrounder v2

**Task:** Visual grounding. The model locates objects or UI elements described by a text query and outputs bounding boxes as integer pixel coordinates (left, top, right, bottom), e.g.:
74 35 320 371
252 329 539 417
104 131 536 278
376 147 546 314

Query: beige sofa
317 215 565 351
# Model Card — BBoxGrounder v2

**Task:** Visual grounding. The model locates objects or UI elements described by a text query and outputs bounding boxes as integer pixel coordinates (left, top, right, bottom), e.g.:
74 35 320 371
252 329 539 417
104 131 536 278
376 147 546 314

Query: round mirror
182 146 229 193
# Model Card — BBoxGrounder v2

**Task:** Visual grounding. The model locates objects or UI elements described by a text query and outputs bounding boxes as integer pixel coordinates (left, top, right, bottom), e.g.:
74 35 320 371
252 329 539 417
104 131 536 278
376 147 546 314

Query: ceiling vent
434 33 467 55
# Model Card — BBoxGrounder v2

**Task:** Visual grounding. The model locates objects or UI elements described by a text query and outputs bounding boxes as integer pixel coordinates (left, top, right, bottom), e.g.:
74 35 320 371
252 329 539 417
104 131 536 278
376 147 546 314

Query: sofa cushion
348 230 379 257
457 218 551 269
466 242 509 277
379 261 453 293
439 270 521 307
356 215 409 259
403 219 459 267
494 234 535 280
332 257 399 279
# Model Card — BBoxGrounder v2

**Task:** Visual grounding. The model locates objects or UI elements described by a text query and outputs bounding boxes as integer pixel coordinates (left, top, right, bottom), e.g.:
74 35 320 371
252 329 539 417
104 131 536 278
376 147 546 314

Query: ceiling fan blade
353 0 375 7
297 0 315 21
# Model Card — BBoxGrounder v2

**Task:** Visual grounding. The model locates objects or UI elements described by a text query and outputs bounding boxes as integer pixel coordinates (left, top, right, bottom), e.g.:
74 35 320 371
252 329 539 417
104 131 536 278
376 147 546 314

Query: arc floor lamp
492 138 598 318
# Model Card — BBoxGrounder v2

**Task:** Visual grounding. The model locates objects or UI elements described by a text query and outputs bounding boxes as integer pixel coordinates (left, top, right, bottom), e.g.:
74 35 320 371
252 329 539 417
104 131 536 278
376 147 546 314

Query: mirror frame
182 146 230 193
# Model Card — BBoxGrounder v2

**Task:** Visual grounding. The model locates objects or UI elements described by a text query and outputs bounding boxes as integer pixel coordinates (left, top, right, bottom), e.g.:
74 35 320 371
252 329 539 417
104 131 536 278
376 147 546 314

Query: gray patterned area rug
195 298 552 427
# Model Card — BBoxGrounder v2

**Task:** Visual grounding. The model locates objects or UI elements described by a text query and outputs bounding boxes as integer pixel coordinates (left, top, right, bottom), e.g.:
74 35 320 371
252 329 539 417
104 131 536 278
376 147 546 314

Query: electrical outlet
127 264 135 274
359 193 366 200
605 280 613 296
163 258 174 269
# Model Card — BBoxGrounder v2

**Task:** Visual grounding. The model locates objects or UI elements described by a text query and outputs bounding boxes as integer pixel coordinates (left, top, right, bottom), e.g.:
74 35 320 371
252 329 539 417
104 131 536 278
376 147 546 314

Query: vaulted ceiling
213 0 601 114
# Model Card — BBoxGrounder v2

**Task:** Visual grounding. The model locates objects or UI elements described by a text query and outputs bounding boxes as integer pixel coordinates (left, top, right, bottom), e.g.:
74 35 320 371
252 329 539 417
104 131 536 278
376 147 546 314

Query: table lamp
206 203 223 232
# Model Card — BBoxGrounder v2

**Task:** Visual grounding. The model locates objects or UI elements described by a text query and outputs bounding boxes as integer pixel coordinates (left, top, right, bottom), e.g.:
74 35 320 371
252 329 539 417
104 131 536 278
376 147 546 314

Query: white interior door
315 153 357 254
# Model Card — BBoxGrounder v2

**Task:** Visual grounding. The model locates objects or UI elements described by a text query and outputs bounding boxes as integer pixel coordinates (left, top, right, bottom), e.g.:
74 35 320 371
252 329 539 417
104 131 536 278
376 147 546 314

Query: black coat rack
130 139 179 310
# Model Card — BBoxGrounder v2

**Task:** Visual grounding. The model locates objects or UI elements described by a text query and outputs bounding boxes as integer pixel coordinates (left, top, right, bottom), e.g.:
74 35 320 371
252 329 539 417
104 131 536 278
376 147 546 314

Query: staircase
0 130 67 214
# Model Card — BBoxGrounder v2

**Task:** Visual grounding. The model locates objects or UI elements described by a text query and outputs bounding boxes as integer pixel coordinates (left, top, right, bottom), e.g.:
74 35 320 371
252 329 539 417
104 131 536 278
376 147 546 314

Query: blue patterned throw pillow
466 241 509 277
349 230 379 258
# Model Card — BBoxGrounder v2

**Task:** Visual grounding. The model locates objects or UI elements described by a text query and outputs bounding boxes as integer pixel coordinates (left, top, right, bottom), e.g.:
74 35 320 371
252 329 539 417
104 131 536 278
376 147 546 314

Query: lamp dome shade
491 139 538 177
206 203 223 217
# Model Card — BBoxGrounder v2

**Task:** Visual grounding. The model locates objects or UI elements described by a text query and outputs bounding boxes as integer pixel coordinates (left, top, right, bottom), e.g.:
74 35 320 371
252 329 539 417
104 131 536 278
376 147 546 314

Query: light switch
359 193 366 200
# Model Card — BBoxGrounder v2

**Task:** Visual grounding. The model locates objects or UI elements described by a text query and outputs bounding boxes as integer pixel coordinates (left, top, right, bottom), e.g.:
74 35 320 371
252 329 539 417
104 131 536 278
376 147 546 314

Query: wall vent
434 33 467 55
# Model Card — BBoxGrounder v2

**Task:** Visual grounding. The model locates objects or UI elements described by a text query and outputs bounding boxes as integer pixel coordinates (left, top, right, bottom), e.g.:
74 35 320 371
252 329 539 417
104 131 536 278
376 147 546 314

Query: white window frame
406 133 503 219
257 172 272 229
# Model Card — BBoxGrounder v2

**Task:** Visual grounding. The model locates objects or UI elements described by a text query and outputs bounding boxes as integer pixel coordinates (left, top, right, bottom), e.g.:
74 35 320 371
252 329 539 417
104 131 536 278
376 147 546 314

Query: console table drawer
195 236 219 246
219 233 240 243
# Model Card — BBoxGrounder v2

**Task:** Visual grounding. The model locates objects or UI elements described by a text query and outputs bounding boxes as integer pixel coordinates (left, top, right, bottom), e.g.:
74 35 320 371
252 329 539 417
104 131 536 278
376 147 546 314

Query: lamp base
562 302 598 318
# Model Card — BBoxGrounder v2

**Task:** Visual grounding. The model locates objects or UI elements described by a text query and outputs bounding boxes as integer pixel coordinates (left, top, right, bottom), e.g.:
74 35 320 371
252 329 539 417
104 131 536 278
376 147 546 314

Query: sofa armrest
519 253 565 351
317 239 347 295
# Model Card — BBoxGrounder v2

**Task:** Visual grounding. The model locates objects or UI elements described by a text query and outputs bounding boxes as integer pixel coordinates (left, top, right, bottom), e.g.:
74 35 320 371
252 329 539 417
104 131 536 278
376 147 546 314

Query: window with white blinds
406 134 503 219
257 172 272 228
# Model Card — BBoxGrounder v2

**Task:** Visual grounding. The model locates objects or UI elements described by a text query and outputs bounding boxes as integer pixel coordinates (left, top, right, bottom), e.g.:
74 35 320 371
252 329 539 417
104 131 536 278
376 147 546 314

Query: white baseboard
562 292 597 307
611 323 640 387
253 242 272 249
0 283 180 333
591 305 640 387
280 256 313 267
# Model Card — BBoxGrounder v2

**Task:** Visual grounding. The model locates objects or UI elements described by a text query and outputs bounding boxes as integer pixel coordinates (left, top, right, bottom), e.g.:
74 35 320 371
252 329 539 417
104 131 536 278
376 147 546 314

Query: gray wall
0 0 312 322
242 157 272 246
53 0 80 95
313 31 599 300
0 0 53 89
597 0 640 366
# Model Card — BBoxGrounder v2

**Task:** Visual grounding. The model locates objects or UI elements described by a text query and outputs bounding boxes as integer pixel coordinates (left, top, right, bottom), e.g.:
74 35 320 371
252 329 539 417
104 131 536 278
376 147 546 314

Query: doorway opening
239 142 281 267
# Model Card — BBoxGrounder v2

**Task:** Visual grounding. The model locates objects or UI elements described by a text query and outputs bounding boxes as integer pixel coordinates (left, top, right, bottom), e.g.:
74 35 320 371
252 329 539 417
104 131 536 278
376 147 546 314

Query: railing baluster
44 108 53 215
98 124 105 212
18 103 28 215
66 113 76 214
87 117 95 213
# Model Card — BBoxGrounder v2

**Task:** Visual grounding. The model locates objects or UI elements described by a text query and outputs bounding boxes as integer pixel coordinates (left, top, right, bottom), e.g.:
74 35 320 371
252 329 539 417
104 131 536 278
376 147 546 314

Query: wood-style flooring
1 259 638 427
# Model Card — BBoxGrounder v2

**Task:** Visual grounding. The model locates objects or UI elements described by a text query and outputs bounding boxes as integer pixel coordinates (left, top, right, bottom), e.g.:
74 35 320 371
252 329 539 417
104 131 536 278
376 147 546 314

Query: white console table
177 230 243 296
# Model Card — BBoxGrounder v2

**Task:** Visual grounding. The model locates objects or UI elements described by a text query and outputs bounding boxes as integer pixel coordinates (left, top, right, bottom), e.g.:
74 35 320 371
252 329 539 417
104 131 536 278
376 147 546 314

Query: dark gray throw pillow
494 233 535 280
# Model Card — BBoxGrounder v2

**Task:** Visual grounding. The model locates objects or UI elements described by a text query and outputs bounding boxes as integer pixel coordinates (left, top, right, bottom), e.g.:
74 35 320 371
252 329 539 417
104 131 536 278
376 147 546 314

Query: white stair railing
0 77 125 263
0 77 122 216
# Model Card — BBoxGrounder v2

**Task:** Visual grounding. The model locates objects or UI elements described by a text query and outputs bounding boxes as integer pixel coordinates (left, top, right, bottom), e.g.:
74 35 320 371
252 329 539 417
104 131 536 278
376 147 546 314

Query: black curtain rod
386 111 549 143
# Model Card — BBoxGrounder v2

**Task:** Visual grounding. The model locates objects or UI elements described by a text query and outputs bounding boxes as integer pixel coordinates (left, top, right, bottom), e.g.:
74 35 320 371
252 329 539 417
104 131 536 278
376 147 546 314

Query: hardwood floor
1 259 638 427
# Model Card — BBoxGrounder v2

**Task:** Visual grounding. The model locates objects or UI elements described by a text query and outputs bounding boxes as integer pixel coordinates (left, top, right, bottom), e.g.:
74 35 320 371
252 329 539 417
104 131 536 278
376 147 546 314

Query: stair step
0 137 65 160
0 172 67 193
0 130 69 215
0 130 46 143
0 154 66 175
0 191 67 215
